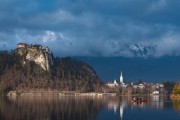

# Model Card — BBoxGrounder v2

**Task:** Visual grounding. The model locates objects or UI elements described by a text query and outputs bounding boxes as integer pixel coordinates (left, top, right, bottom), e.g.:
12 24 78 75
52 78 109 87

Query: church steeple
120 70 123 83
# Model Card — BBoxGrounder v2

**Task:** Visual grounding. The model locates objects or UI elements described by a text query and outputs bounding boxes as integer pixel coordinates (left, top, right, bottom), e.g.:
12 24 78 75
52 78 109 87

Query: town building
106 81 116 88
106 80 119 88
151 90 160 95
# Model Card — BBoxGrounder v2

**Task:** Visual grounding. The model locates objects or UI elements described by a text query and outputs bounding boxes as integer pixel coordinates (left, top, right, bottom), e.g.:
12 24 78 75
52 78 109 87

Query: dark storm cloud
0 0 180 57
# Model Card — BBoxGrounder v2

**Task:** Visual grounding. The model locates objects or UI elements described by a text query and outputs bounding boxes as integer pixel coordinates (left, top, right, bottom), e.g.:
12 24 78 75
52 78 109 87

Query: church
119 71 127 88
106 71 127 88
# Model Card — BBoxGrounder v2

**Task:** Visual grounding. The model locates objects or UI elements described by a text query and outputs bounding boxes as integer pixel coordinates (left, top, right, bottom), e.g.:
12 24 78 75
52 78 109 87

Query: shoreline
6 91 169 97
7 91 117 97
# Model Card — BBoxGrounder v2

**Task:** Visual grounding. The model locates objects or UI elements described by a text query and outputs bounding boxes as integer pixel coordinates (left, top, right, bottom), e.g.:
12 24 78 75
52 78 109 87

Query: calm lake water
0 95 180 120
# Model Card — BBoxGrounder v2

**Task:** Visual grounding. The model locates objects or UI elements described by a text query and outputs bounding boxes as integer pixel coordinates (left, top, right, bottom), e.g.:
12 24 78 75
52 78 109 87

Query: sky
0 0 180 58
0 0 180 82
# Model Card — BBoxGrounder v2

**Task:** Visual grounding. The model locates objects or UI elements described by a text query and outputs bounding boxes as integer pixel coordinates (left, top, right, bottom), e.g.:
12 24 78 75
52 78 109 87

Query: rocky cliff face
15 44 53 71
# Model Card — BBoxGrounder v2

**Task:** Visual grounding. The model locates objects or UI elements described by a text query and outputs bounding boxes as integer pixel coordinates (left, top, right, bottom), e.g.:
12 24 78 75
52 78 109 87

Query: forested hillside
0 50 102 94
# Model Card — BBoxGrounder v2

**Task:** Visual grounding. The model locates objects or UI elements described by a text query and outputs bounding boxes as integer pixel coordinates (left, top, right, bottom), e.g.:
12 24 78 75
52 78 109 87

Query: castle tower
120 71 123 84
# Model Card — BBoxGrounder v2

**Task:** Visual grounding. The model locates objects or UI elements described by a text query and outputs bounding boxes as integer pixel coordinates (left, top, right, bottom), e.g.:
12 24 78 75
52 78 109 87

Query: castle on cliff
17 43 50 53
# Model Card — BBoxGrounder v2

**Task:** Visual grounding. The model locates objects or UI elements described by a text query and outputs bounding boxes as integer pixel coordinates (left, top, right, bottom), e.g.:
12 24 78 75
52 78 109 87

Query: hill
0 43 102 94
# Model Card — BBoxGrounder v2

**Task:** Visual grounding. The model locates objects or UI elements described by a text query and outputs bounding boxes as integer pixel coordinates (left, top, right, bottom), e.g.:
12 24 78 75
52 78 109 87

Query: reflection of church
119 100 125 120
110 97 126 120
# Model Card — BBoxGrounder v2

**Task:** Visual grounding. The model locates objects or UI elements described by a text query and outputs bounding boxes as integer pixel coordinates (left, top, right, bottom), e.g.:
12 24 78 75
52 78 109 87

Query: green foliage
173 83 180 95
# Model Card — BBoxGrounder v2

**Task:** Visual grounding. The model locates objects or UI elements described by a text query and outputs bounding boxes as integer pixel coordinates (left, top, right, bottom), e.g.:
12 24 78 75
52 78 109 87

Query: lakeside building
151 90 160 95
106 71 127 88
106 82 116 88
132 83 145 89
106 80 119 88
105 70 166 95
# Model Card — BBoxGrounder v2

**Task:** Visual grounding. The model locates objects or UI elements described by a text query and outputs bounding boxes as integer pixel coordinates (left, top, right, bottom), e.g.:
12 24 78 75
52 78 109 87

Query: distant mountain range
129 43 156 58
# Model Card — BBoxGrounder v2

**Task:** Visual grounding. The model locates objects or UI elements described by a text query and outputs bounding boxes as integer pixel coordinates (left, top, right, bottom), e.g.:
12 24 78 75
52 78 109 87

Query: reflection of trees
173 101 180 111
0 96 104 120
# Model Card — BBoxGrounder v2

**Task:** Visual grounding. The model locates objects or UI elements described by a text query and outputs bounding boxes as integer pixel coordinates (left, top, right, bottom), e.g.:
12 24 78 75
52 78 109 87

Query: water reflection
103 95 179 120
0 96 105 120
0 95 180 120
119 98 126 120
173 100 180 111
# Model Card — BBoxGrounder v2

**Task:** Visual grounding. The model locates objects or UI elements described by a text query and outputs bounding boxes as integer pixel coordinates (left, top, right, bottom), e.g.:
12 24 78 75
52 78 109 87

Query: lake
0 95 180 120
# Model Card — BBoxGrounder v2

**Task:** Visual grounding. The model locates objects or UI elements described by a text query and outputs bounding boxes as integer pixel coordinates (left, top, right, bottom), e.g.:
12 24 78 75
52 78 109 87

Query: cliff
15 44 53 71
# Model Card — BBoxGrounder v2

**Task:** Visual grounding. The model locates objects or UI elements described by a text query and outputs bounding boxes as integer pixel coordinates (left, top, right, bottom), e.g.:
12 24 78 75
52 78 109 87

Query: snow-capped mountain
129 43 156 58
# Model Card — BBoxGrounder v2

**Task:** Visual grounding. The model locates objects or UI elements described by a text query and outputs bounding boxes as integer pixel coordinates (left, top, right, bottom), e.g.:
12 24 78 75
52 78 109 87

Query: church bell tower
120 71 123 84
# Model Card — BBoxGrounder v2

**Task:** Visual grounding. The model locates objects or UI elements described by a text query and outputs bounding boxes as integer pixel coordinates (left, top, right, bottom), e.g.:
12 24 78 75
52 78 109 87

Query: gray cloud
0 0 180 57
